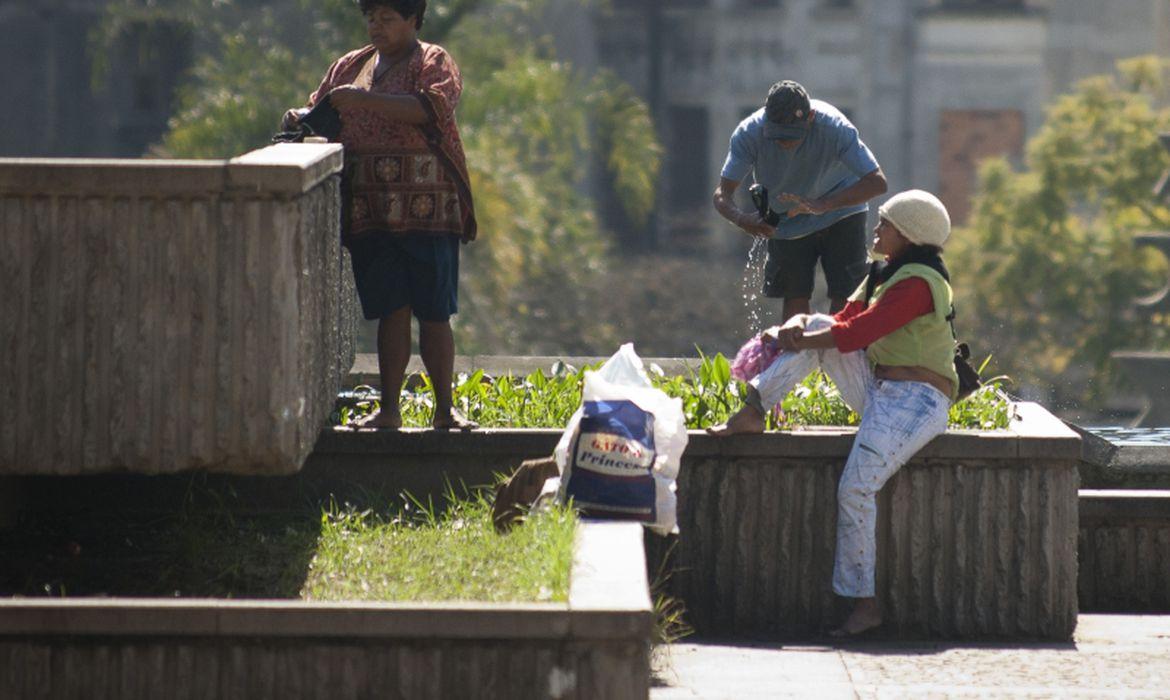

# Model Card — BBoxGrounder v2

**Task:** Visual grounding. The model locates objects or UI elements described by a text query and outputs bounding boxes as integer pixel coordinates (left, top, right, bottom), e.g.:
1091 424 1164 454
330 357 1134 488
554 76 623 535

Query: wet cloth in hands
731 334 781 383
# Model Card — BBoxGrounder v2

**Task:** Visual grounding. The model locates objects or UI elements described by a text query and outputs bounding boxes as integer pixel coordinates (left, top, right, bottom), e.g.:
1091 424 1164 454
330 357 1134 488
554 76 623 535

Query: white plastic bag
554 343 688 535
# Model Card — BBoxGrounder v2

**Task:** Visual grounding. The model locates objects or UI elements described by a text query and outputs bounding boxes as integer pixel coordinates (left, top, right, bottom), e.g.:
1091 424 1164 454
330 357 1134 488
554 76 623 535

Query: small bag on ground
491 456 560 533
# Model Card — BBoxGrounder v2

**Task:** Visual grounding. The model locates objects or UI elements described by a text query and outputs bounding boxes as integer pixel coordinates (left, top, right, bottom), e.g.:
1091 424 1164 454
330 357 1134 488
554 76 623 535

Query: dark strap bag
863 261 982 401
952 341 982 401
272 95 343 143
491 456 560 533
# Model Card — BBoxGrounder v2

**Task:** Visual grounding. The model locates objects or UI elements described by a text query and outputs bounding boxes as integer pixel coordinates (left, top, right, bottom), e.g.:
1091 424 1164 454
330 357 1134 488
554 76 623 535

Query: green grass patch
303 491 576 603
2 482 577 605
335 353 1014 431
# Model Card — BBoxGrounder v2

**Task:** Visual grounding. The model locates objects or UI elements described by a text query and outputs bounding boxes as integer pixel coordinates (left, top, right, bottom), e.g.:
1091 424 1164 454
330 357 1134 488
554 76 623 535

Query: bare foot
829 598 882 638
706 405 766 436
432 409 477 431
351 409 401 431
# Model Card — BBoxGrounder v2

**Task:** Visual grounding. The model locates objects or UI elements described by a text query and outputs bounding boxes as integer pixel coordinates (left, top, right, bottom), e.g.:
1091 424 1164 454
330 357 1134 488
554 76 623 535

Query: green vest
850 263 959 401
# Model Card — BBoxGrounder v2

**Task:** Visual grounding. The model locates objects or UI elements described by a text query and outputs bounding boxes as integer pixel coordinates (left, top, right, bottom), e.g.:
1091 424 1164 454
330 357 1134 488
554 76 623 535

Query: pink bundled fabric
730 334 780 382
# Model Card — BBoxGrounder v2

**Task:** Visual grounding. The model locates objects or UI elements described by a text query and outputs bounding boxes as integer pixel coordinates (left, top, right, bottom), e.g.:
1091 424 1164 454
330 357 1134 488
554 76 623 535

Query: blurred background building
0 0 191 158
547 0 1170 249
2 0 1167 241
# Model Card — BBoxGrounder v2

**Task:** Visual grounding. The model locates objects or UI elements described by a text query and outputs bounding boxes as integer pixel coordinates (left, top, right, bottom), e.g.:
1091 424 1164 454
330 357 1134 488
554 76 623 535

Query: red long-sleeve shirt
828 277 934 353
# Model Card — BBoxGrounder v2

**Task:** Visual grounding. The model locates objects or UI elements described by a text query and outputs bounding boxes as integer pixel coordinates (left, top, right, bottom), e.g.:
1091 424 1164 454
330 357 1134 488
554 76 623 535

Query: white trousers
750 314 951 598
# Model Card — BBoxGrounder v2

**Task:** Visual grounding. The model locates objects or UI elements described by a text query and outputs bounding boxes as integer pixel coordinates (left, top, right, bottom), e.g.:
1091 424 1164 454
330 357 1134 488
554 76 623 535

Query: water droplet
741 239 778 336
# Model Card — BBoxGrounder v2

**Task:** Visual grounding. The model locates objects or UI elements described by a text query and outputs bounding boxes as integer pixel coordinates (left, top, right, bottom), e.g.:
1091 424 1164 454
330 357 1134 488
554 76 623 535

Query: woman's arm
828 277 934 353
765 314 836 351
328 87 428 123
769 278 934 353
774 325 838 351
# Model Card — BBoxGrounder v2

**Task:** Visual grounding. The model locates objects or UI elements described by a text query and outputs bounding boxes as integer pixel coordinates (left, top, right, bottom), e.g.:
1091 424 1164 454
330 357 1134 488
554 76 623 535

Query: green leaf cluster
951 56 1170 406
334 353 1013 430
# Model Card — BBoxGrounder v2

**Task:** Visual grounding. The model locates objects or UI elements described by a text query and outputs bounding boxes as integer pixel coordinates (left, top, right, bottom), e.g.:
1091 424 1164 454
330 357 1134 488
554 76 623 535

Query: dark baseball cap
763 80 812 140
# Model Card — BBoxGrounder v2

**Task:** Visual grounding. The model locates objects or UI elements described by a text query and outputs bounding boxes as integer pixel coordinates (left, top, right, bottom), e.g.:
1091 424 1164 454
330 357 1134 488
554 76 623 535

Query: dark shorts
346 233 460 322
763 211 868 300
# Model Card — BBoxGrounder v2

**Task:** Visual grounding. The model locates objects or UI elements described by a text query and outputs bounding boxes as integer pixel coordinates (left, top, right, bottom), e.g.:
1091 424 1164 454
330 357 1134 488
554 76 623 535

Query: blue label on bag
565 400 657 521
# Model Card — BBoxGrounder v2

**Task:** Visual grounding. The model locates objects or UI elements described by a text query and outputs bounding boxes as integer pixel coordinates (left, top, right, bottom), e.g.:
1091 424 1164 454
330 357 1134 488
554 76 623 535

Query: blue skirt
346 232 460 322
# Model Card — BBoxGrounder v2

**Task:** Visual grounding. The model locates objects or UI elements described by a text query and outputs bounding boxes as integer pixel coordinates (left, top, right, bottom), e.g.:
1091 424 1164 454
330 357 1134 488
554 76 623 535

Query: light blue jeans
750 314 951 598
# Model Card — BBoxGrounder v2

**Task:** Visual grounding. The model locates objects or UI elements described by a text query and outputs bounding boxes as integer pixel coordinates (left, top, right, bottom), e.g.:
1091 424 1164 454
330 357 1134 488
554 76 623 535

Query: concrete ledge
7 412 1046 523
229 144 346 195
346 353 700 387
571 523 653 614
0 145 355 476
314 401 1061 462
0 145 343 196
1087 446 1170 488
1080 490 1170 519
0 522 652 698
316 425 1033 460
1078 490 1170 613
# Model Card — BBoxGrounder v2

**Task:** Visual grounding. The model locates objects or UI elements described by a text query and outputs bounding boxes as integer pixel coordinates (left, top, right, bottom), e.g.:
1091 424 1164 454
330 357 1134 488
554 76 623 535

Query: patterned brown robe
308 42 476 244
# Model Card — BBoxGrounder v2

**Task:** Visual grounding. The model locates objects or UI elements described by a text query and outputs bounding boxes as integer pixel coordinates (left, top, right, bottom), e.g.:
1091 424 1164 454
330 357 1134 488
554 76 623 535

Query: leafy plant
334 353 1014 430
947 357 1014 430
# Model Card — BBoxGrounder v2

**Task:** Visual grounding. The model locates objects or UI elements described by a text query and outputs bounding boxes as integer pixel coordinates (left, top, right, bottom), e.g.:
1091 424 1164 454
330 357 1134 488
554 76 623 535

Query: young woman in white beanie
711 189 958 638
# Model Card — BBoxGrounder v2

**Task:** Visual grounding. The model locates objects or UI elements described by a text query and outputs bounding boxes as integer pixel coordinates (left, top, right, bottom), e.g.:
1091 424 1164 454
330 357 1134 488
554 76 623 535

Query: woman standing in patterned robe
285 0 476 430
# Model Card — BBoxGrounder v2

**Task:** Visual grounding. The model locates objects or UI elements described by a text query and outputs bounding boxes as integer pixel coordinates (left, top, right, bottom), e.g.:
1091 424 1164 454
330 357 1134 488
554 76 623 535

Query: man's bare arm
713 177 774 239
779 167 889 218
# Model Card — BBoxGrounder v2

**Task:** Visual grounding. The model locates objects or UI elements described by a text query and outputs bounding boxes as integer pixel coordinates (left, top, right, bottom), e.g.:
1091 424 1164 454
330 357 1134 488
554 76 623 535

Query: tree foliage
950 56 1170 407
95 0 661 354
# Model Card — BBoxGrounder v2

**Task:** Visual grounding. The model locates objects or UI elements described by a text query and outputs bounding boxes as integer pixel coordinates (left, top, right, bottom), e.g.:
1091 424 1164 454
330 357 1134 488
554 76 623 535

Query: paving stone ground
651 615 1170 699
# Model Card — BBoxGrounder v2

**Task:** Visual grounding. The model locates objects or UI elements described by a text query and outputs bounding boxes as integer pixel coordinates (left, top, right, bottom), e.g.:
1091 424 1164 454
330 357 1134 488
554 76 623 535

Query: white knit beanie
878 190 951 248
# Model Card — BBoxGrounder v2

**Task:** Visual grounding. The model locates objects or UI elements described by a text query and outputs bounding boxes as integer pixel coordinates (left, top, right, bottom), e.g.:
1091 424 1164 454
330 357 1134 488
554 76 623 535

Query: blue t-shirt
720 100 881 240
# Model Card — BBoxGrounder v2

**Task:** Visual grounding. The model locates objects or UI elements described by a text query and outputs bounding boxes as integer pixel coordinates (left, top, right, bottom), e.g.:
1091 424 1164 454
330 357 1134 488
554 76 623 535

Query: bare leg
830 597 882 638
782 297 811 322
419 319 476 430
707 388 766 436
357 307 411 429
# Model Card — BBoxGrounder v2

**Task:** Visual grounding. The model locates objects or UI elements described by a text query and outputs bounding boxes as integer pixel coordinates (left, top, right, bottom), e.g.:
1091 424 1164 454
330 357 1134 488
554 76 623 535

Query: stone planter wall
304 402 1079 640
0 522 651 700
1078 490 1170 612
0 145 355 475
3 402 1082 643
649 402 1079 641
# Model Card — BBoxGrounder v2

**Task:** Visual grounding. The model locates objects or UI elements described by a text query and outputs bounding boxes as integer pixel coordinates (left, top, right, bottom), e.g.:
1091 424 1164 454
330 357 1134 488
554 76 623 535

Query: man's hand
778 193 829 218
328 85 372 110
714 178 775 240
778 168 888 219
737 212 775 239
